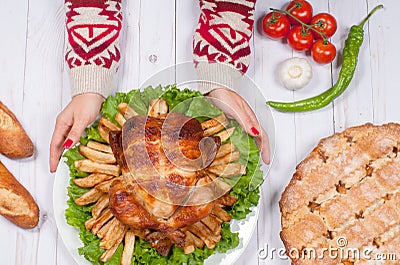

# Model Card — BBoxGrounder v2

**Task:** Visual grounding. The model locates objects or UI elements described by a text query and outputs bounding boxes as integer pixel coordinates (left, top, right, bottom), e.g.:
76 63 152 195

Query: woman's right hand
49 93 104 172
207 88 270 164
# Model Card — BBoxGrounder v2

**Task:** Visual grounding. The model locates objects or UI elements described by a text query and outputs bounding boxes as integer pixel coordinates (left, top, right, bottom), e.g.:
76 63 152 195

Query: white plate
53 157 260 265
54 63 275 264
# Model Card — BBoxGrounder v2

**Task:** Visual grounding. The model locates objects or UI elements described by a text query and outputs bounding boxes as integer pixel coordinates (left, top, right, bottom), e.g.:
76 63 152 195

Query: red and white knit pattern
65 0 122 97
193 0 256 75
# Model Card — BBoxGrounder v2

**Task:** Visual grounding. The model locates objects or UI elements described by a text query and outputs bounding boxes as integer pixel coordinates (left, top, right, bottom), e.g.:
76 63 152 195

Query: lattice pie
280 123 400 265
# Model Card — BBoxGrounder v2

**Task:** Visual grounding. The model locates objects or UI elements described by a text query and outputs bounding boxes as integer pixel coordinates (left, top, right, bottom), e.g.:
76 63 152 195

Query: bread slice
0 101 34 158
0 161 39 228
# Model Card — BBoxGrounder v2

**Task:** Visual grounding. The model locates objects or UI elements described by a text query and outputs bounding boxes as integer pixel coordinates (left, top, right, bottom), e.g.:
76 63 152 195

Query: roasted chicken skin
108 113 221 251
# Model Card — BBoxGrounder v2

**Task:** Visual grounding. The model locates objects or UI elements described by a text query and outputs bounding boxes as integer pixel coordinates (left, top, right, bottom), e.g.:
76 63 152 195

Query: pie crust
280 123 400 265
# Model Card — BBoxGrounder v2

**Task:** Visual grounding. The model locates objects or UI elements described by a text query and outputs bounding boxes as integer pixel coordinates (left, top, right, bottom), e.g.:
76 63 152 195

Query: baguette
0 161 39 228
0 101 34 158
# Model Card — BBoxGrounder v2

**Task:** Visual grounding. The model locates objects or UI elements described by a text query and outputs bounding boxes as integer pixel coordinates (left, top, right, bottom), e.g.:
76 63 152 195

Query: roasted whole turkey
109 113 222 248
73 99 245 259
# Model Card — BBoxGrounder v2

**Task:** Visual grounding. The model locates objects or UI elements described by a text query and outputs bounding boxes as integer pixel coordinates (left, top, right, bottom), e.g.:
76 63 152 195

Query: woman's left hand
207 88 270 164
49 93 104 172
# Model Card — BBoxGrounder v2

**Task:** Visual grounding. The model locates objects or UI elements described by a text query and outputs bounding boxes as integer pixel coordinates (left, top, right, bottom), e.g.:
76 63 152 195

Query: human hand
49 93 104 172
207 88 270 164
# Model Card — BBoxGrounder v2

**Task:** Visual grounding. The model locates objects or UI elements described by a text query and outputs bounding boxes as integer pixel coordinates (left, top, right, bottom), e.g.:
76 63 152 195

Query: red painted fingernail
251 127 260 136
63 139 73 149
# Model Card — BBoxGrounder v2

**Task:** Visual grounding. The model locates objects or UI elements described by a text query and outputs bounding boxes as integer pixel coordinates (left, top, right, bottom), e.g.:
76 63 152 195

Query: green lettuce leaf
185 97 222 122
126 89 147 115
140 85 164 109
86 124 107 144
78 229 103 264
216 223 240 252
101 92 127 125
224 121 263 219
63 147 88 178
160 86 202 111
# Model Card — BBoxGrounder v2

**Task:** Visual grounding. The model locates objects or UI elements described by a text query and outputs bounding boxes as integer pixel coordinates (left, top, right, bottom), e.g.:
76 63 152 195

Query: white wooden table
0 0 398 264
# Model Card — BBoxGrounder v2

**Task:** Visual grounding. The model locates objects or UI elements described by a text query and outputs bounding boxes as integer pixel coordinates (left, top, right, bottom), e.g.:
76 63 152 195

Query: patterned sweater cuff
195 61 243 95
65 0 122 98
69 65 116 97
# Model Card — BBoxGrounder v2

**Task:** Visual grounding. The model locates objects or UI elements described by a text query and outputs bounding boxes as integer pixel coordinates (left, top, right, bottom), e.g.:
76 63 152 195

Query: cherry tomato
262 11 291 40
287 26 314 52
310 13 337 39
311 39 337 64
286 0 313 25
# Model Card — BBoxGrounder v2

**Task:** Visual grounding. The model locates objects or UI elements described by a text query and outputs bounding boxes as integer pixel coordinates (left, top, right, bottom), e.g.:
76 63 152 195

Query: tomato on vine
262 11 291 40
286 0 313 25
267 2 338 62
310 13 337 39
287 26 314 52
311 39 337 64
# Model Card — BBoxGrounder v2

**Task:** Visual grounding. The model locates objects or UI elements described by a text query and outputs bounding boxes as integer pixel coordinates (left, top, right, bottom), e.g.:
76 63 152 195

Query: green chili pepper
267 4 383 112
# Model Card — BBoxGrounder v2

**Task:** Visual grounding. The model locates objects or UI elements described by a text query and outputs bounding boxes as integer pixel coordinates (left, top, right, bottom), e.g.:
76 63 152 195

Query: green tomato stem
286 1 302 13
270 7 328 42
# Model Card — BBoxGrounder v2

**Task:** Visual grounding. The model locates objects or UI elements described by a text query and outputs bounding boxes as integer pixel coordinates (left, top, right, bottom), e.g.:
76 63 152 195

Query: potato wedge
97 217 114 239
91 208 114 235
100 117 121 131
148 98 168 118
78 145 116 164
85 208 112 232
211 205 232 222
117 102 138 119
183 230 204 249
94 179 115 193
201 114 228 131
92 194 109 219
192 222 221 243
187 224 215 249
87 141 113 154
198 174 230 199
202 114 229 137
201 215 222 236
207 173 232 196
208 163 246 178
121 231 136 265
100 218 127 249
74 159 120 176
102 225 127 250
84 217 97 231
183 233 195 255
215 142 235 159
74 188 103 206
99 230 126 262
115 111 126 127
97 124 110 143
117 102 128 114
210 150 240 167
73 173 114 188
215 127 235 142
183 244 195 255
216 194 237 207
203 123 226 137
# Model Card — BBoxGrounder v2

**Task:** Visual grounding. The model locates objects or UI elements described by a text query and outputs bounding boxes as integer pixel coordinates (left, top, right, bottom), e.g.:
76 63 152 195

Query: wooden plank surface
0 0 28 264
0 0 399 264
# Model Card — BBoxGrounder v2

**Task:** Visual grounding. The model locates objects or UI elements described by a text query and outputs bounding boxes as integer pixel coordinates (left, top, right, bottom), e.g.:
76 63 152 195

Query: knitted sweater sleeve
193 0 256 94
65 0 122 97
